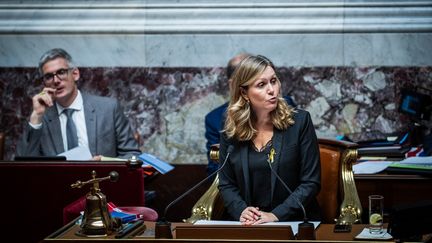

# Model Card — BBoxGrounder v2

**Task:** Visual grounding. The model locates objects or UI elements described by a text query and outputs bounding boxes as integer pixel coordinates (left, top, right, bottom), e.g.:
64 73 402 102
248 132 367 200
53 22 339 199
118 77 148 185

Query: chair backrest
317 138 362 224
0 132 4 160
185 138 362 225
316 142 341 223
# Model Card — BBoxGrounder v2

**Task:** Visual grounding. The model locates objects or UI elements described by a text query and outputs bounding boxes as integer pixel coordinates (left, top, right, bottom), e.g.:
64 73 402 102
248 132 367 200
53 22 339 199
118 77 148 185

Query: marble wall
1 66 431 162
1 0 432 162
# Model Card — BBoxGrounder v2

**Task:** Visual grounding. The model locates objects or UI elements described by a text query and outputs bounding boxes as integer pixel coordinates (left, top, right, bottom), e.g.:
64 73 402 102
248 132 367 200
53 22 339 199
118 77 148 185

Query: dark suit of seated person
218 55 321 224
16 48 141 160
205 53 296 175
423 128 432 156
425 136 432 155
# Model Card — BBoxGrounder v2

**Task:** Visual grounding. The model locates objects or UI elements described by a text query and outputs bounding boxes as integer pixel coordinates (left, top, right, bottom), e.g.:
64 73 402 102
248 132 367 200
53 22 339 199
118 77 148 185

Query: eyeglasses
42 68 73 84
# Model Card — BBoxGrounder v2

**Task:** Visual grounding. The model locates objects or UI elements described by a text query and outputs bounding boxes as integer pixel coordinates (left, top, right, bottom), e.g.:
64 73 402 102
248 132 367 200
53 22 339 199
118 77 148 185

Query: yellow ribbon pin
268 148 276 164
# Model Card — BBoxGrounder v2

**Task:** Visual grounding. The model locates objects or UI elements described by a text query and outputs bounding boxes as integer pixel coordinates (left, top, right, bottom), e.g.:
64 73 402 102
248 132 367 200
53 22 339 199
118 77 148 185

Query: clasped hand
239 206 278 225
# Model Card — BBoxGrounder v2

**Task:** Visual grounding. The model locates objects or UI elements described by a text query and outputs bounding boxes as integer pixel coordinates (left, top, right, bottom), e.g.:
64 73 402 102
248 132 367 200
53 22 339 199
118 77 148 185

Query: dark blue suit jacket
205 96 296 174
218 109 321 221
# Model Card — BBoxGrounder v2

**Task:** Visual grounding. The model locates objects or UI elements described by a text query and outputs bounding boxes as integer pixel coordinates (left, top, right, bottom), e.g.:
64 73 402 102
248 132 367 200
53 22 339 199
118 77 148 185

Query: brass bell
71 170 121 237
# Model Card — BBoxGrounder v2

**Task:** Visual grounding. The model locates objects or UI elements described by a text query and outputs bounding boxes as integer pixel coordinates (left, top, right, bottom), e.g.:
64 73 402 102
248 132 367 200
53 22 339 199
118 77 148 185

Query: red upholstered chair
63 196 158 224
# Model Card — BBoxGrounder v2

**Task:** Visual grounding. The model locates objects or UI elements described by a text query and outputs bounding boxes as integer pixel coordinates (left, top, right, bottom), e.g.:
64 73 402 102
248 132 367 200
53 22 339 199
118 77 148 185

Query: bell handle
71 171 119 188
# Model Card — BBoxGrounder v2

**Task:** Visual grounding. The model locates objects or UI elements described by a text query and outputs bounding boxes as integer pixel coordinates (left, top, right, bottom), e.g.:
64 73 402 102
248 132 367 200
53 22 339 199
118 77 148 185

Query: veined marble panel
1 33 432 67
0 0 431 67
1 66 431 162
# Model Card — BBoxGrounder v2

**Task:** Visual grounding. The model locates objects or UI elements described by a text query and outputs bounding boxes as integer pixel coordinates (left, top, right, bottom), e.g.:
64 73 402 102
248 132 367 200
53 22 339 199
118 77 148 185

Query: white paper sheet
353 161 393 174
399 156 432 165
193 220 320 235
58 145 92 161
355 228 392 240
101 156 127 161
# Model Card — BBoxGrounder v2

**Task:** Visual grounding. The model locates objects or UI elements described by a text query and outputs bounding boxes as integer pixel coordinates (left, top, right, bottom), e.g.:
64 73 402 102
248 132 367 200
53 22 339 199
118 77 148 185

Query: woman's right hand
240 206 261 225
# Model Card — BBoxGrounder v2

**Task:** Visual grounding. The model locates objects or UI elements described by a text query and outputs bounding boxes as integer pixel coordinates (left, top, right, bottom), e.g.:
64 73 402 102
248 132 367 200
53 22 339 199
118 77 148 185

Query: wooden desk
44 221 389 242
145 164 432 223
0 161 146 243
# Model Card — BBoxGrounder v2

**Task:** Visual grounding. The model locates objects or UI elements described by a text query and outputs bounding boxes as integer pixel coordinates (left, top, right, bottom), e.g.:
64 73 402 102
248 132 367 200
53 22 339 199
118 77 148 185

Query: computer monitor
399 88 431 121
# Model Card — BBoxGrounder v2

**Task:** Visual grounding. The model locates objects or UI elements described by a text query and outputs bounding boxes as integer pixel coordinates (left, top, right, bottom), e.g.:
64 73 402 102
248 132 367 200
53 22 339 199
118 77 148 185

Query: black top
248 142 272 212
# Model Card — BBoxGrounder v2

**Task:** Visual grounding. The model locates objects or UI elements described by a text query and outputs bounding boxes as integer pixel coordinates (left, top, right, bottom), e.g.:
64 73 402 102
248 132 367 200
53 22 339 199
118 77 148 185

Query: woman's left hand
241 210 279 225
251 211 278 225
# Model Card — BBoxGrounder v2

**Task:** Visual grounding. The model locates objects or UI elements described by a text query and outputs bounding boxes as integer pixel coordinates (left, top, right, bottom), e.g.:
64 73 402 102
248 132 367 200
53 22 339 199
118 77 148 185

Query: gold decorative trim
184 175 220 223
336 148 362 224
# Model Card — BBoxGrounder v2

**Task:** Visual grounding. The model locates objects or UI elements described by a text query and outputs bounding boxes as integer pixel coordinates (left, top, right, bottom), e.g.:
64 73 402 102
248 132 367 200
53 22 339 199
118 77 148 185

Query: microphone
267 148 315 240
155 145 234 238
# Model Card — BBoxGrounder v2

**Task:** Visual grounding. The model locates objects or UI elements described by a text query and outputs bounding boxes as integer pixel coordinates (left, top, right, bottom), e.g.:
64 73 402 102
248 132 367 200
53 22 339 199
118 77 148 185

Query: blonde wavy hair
223 55 295 141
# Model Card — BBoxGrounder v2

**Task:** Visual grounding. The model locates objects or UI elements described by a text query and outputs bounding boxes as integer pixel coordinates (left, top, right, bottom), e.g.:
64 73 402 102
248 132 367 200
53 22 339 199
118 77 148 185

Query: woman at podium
218 55 321 225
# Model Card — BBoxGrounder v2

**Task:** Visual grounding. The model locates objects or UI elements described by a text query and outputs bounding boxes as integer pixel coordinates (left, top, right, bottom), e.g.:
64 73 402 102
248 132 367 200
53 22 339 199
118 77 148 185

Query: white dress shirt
30 91 89 152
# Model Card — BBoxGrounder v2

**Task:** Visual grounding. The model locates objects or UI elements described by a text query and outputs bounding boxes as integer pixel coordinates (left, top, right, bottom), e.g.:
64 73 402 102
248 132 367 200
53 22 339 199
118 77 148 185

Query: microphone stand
267 161 315 240
297 219 315 240
155 145 234 238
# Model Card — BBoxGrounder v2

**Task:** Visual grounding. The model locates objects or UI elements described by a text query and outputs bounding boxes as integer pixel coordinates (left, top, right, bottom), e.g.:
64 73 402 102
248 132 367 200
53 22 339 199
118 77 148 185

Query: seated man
424 130 432 156
205 53 296 174
16 48 140 160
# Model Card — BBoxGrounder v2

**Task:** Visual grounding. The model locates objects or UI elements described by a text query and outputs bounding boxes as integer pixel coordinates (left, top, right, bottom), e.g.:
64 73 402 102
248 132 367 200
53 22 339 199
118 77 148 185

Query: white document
399 156 432 165
355 228 392 240
58 145 92 161
193 220 320 235
353 161 393 174
100 156 127 162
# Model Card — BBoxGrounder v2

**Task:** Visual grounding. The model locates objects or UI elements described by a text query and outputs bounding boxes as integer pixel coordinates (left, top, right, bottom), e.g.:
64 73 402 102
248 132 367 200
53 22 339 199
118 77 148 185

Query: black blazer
218 109 321 221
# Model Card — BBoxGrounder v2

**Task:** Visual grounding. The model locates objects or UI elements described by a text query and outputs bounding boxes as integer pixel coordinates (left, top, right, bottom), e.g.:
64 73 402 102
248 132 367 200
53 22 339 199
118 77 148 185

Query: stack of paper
398 156 432 165
387 156 432 175
355 228 392 240
353 161 393 174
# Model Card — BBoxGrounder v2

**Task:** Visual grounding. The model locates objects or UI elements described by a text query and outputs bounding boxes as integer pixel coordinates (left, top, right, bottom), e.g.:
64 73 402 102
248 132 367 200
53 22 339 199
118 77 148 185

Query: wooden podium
43 221 380 242
175 225 294 240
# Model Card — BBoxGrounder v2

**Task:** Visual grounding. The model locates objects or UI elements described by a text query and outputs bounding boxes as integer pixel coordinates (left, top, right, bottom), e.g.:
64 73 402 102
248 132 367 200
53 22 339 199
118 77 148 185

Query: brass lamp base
75 229 108 238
